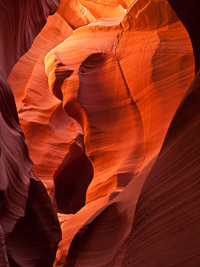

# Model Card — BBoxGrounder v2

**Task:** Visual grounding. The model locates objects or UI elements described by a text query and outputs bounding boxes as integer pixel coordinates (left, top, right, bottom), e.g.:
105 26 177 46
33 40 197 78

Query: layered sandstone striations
2 0 200 266
0 0 61 266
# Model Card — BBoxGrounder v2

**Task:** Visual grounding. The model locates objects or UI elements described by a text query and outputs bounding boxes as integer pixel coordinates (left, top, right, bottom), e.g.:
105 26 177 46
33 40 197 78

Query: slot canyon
0 0 200 266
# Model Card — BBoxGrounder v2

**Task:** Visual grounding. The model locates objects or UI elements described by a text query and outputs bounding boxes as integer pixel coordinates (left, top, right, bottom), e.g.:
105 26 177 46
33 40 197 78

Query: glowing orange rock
5 0 200 266
44 0 195 265
8 12 75 192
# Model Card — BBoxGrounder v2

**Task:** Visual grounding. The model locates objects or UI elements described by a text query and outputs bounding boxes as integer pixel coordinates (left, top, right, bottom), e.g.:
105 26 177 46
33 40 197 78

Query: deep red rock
0 0 61 265
2 0 200 266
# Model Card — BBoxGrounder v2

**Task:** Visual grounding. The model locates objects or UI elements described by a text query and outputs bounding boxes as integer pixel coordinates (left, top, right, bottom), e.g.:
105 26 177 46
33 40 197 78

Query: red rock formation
0 0 61 266
121 1 200 265
3 0 200 266
8 0 98 214
8 11 74 192
122 69 200 266
168 0 200 74
79 0 125 18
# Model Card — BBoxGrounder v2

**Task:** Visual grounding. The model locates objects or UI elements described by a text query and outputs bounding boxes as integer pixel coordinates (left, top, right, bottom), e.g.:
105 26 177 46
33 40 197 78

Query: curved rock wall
2 0 200 266
0 0 61 266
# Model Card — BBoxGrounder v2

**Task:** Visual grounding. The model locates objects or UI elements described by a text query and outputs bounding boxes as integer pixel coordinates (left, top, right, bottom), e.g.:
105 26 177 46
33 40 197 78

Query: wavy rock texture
122 67 200 267
8 11 75 192
0 0 61 266
122 1 200 265
44 0 196 266
4 0 200 266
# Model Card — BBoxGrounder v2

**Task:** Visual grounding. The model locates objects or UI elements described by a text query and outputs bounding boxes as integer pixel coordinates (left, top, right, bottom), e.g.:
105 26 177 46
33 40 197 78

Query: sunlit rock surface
2 0 200 266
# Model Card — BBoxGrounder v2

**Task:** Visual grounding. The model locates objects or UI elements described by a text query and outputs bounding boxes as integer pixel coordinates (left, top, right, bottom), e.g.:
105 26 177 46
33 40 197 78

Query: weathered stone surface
2 0 200 266
0 0 61 265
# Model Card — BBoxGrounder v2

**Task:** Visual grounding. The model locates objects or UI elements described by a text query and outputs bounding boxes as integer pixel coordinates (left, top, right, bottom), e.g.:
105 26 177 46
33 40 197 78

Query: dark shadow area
54 137 94 214
7 178 61 267
168 0 200 73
